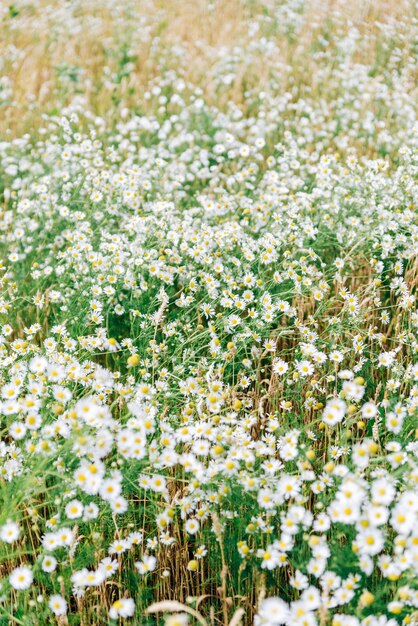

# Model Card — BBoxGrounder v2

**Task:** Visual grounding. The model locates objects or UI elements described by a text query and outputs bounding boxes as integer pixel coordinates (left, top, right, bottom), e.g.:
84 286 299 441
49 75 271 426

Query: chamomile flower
109 598 135 619
135 555 157 575
0 521 20 543
48 594 67 616
9 566 33 590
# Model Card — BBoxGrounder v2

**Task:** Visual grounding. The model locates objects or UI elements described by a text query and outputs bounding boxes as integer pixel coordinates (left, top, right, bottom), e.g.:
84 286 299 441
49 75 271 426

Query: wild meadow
0 0 417 624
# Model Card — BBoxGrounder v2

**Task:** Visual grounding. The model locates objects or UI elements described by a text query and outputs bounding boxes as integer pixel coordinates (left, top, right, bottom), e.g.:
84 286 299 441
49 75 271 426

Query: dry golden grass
1 0 416 137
